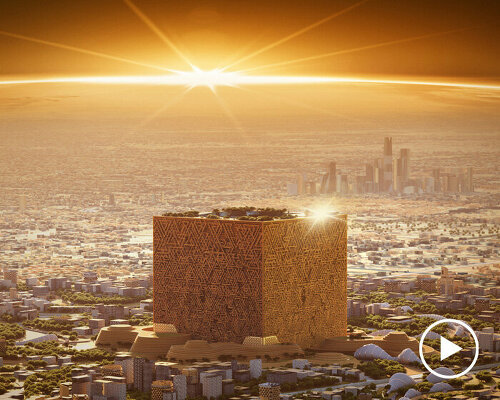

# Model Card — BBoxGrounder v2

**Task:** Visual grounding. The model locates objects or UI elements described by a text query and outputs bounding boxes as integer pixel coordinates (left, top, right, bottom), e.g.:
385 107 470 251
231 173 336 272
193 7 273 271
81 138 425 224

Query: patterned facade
153 215 347 348
151 380 175 400
259 383 281 400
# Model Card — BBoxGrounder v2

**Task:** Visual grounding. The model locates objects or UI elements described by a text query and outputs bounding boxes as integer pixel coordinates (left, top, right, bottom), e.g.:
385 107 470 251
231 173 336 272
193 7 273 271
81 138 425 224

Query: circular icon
419 318 479 379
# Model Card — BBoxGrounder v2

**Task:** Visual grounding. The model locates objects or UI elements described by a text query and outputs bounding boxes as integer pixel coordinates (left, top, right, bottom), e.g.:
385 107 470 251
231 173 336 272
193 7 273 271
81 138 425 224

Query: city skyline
289 137 476 196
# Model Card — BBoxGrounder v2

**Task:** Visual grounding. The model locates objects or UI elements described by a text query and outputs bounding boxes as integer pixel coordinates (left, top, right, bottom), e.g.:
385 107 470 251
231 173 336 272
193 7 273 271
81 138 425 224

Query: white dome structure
404 388 421 398
415 331 440 340
430 382 454 393
371 329 395 336
354 343 394 360
420 315 460 329
397 348 421 364
387 373 416 393
401 305 413 313
427 367 455 383
454 325 468 337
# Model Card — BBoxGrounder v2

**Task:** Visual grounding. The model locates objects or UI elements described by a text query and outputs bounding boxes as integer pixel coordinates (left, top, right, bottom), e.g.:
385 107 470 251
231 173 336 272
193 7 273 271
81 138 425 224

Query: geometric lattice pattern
262 216 347 348
153 215 347 347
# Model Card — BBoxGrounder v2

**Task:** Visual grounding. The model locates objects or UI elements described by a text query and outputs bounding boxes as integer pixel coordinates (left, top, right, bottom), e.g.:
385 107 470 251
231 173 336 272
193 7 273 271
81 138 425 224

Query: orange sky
0 0 499 80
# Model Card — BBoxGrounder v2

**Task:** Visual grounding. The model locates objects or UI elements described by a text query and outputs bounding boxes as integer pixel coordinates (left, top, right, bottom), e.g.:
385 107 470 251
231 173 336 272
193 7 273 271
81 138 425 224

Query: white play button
440 336 462 361
419 318 479 380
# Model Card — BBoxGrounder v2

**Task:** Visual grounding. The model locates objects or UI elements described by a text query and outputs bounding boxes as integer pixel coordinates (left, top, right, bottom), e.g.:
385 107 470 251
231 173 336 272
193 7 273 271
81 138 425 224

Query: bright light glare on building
310 207 333 220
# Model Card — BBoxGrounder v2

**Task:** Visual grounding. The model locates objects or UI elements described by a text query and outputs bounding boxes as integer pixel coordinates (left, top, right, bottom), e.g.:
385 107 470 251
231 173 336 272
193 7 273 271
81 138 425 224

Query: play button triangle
440 335 462 361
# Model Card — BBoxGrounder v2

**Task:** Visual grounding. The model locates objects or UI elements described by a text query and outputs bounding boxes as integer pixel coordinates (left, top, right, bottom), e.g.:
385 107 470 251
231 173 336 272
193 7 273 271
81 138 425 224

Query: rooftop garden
162 207 298 221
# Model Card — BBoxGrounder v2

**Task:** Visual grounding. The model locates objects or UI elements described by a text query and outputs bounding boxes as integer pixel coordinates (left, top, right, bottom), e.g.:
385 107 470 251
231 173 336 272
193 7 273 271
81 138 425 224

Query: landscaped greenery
0 375 16 395
357 289 438 314
71 348 115 363
283 376 341 392
23 317 75 332
3 340 114 362
3 340 73 359
442 313 499 331
475 370 494 383
127 390 152 400
163 207 296 220
129 313 153 326
59 289 147 305
222 207 294 220
163 210 200 217
24 366 73 398
415 381 433 393
26 360 48 370
353 289 500 331
0 322 25 340
0 365 20 373
358 359 405 379
349 314 441 337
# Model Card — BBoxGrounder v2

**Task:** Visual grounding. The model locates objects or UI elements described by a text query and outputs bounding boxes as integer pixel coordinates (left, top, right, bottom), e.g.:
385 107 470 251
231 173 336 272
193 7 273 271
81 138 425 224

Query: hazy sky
0 0 499 79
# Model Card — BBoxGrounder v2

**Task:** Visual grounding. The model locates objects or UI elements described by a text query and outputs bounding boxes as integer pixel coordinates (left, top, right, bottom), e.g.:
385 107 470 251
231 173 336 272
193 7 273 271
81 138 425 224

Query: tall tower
467 167 474 192
319 173 328 194
327 161 336 193
365 164 374 192
383 137 393 192
399 149 410 184
153 213 348 347
433 168 441 192
297 173 307 195
393 158 400 193
374 158 383 192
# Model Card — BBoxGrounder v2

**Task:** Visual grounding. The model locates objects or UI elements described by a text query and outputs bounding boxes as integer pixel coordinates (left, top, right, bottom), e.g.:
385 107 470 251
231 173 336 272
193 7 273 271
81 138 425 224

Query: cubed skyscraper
153 212 347 348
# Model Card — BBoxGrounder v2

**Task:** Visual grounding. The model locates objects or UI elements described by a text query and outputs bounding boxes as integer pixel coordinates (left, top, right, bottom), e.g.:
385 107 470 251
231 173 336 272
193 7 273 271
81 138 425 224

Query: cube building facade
153 214 347 348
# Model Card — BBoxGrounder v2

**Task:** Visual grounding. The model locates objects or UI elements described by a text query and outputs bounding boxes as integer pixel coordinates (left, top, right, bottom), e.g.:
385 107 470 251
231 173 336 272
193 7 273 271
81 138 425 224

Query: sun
171 66 242 90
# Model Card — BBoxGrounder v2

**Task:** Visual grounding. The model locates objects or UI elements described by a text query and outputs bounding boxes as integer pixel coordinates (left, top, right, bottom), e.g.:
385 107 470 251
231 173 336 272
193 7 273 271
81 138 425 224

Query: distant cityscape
287 137 474 196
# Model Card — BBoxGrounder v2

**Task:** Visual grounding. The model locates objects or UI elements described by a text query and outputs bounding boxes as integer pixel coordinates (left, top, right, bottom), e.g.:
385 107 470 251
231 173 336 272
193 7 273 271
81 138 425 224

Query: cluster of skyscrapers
288 137 474 196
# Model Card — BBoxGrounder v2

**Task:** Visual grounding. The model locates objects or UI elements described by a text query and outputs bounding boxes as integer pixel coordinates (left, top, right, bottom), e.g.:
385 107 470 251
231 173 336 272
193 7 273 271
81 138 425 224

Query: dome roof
415 331 440 340
354 343 394 360
397 348 421 364
427 367 455 383
454 325 468 337
387 373 416 393
430 382 454 393
404 388 421 398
